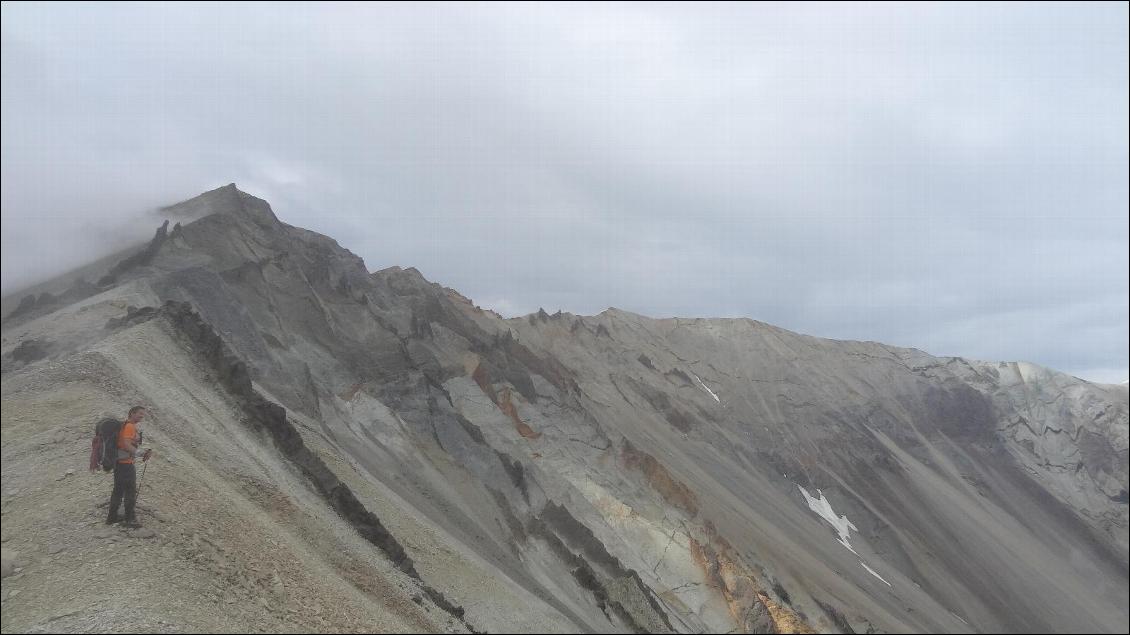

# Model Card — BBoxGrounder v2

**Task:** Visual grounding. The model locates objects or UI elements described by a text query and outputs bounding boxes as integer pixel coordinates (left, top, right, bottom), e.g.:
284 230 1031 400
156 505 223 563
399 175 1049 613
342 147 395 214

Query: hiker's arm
127 437 149 458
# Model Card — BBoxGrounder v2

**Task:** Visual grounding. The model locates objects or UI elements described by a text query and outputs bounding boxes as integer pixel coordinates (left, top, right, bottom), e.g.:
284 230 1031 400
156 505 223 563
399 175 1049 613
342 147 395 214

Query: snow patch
948 611 969 626
692 373 720 403
860 561 891 586
798 486 858 554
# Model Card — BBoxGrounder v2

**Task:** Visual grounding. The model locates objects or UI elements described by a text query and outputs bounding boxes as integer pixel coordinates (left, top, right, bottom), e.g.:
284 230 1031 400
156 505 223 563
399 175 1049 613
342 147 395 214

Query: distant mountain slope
3 185 1126 633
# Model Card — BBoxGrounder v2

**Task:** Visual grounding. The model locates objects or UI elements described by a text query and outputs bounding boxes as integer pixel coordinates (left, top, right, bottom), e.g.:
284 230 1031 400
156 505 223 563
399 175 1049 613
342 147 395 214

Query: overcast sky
2 3 1127 382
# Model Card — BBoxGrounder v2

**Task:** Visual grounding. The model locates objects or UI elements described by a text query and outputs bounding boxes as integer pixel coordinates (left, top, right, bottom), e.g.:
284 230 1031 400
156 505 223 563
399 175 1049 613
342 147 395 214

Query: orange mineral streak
619 440 699 517
758 591 815 634
471 362 540 439
688 533 814 634
498 387 541 439
471 362 498 403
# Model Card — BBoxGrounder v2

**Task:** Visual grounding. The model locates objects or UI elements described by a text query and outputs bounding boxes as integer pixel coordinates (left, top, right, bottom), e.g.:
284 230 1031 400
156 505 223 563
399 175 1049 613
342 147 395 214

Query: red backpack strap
89 436 102 473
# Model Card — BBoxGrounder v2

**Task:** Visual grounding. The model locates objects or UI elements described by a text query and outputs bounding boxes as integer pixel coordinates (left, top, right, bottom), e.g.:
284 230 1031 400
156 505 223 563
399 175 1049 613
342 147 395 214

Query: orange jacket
116 421 140 464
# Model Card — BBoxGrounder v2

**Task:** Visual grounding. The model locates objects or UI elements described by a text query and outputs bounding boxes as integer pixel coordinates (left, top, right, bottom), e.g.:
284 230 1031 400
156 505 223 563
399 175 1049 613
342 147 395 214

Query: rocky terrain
2 185 1127 633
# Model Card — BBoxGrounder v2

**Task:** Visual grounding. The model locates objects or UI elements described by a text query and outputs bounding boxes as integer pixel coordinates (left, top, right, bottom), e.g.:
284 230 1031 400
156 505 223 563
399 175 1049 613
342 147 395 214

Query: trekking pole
135 458 150 505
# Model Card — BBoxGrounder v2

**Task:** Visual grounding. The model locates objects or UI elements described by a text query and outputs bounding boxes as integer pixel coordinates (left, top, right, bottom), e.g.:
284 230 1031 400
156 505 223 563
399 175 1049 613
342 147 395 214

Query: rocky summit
2 185 1126 633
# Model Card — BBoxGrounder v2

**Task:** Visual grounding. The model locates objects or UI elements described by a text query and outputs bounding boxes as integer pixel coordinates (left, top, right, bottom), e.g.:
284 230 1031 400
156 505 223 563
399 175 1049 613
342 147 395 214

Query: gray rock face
2 185 1126 633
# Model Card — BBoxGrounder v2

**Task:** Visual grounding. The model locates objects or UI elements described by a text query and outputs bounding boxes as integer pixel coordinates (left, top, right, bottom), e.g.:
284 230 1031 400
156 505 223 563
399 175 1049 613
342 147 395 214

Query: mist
2 2 1126 382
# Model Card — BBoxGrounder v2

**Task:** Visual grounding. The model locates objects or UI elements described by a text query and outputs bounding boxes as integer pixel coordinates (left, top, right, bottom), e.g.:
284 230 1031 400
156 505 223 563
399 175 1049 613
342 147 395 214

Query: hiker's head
127 406 146 423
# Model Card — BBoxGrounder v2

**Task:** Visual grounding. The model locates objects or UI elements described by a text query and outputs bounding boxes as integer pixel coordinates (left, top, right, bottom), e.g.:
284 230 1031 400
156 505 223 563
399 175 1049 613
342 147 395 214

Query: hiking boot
106 515 120 525
122 519 142 529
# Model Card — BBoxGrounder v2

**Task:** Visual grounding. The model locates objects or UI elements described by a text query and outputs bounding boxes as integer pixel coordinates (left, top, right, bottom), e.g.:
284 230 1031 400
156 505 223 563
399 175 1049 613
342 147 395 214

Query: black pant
108 462 137 522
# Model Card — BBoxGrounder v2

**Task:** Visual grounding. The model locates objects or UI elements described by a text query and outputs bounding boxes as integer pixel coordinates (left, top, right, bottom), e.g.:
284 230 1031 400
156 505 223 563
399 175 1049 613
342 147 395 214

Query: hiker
106 405 152 528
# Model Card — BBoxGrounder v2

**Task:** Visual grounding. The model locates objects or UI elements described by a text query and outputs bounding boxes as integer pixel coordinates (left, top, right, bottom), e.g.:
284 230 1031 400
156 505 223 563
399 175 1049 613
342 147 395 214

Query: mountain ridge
1 185 1125 633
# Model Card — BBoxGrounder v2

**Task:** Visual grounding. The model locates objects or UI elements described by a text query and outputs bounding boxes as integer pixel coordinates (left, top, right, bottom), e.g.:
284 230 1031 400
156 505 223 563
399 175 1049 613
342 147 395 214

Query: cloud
2 3 1126 381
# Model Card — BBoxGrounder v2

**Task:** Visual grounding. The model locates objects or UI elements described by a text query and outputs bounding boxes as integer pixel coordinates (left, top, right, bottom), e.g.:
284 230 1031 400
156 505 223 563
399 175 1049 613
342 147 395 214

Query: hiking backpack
90 418 124 472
